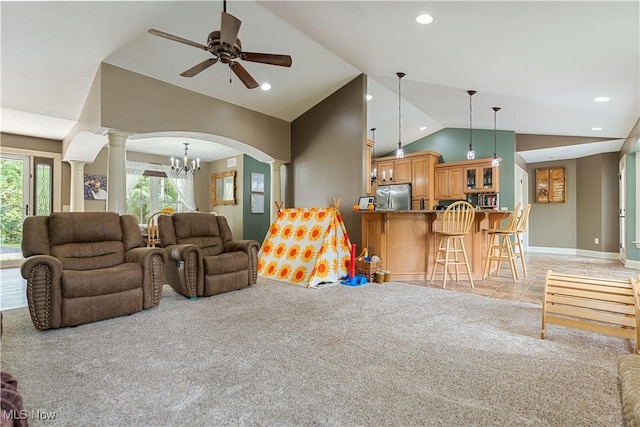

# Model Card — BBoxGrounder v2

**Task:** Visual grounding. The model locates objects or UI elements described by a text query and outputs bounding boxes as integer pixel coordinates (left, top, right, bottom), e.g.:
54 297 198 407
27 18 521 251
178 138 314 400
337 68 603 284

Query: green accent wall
242 155 271 244
386 128 517 209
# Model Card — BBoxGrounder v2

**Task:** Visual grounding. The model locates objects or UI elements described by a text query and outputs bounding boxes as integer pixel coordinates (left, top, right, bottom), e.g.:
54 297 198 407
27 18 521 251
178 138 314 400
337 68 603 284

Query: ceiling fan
148 0 292 89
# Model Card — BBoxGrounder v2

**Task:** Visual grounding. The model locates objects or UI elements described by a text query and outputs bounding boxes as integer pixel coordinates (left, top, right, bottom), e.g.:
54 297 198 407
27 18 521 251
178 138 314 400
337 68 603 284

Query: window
126 173 186 224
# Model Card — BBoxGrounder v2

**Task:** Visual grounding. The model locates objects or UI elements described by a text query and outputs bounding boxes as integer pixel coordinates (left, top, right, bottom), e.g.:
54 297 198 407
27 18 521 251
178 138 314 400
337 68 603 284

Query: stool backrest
502 202 522 232
441 201 475 234
516 203 532 233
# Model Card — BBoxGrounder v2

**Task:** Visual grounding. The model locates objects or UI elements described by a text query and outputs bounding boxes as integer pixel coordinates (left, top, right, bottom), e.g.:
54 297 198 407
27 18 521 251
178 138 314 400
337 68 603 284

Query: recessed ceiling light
416 14 434 25
419 126 427 131
591 127 603 131
594 96 610 102
260 83 271 91
366 94 373 101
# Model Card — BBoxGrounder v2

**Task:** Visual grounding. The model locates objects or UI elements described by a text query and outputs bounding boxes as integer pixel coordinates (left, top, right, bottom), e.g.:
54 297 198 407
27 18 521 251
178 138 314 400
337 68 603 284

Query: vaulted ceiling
1 1 638 162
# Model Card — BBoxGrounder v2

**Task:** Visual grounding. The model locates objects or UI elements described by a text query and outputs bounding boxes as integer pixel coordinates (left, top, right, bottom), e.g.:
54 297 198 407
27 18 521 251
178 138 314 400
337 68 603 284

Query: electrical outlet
594 237 599 245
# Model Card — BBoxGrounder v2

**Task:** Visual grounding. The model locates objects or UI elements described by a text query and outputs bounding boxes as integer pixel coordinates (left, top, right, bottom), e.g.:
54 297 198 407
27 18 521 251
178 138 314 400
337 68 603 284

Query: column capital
105 130 129 148
267 159 287 169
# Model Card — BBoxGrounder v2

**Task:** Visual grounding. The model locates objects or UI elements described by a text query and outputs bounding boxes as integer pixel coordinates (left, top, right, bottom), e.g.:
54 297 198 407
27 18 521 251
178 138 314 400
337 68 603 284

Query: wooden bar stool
429 201 476 289
510 203 531 277
483 205 520 281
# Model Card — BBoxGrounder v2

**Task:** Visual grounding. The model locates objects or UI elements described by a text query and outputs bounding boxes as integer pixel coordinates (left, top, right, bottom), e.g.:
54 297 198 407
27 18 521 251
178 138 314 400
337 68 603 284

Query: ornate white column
68 160 87 212
106 130 128 213
267 159 285 218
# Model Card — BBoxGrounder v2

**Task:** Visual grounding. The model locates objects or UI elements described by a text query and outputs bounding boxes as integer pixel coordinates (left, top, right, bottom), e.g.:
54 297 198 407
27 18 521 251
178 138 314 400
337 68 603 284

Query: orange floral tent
258 207 352 288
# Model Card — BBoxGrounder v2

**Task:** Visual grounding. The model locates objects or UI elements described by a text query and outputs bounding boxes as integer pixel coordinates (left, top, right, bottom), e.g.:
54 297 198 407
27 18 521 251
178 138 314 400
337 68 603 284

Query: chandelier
170 142 201 176
466 90 477 160
396 72 406 159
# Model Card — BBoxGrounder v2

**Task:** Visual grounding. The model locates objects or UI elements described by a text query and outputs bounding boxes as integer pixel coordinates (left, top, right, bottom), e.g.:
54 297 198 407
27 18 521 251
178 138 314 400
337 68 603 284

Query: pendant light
466 90 477 160
396 72 406 159
491 107 501 167
370 127 377 183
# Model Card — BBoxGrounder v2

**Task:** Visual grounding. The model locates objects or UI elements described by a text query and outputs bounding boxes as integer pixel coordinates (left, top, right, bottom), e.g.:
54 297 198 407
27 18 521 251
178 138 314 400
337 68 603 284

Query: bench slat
546 294 636 316
541 270 640 354
544 315 637 340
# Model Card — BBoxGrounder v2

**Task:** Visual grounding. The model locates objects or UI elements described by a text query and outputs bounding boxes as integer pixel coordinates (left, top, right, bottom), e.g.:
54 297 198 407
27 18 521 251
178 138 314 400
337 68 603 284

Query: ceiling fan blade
230 62 259 89
241 52 292 68
148 28 208 51
220 12 241 47
180 58 218 77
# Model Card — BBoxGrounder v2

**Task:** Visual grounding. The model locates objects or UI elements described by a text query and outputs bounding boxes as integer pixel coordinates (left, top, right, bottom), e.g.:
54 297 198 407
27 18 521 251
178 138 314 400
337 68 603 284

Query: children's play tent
258 207 352 288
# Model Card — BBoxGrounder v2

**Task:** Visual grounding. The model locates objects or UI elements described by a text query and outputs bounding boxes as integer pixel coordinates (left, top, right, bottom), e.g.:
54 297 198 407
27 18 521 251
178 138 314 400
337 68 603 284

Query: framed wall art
251 172 264 193
536 167 565 203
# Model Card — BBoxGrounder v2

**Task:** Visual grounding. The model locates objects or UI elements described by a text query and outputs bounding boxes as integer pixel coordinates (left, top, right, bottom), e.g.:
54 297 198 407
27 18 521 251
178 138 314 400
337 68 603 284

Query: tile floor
1 253 638 310
405 252 639 305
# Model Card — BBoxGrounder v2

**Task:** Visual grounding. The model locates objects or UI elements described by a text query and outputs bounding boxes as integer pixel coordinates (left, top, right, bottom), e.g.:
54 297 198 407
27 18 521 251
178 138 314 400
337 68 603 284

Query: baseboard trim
528 246 628 262
624 258 640 270
576 249 621 260
528 246 576 255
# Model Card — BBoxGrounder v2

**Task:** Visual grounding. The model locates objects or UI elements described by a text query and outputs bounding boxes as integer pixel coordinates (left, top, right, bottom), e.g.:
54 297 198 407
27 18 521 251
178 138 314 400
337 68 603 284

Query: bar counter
360 209 511 281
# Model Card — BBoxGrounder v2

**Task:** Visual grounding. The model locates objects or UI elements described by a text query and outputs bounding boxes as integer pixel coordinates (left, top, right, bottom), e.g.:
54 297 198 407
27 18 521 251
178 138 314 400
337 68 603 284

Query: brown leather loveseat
158 212 259 298
21 212 167 330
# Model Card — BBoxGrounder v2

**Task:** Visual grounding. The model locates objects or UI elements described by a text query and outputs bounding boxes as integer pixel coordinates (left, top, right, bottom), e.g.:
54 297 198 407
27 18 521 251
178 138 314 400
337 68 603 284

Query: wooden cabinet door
434 168 450 199
434 166 464 200
394 159 412 183
449 167 465 199
411 158 428 198
377 160 394 183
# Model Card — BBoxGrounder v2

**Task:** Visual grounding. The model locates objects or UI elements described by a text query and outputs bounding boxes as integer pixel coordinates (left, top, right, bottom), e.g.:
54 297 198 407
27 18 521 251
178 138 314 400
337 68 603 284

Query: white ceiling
1 1 638 163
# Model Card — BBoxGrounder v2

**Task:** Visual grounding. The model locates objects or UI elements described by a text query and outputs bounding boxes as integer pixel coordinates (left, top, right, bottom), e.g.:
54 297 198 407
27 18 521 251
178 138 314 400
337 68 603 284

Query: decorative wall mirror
210 170 236 206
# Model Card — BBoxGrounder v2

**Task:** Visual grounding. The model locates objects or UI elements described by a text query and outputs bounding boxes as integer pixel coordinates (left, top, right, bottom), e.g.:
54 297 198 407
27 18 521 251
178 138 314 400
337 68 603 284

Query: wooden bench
541 270 640 354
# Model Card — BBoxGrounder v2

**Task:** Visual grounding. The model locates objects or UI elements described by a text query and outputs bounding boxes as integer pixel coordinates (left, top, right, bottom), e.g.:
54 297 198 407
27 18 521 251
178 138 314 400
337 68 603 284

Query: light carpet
0 279 633 426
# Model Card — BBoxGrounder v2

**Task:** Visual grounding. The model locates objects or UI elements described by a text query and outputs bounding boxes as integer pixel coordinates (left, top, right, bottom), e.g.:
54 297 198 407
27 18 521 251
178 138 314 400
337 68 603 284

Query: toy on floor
341 243 368 286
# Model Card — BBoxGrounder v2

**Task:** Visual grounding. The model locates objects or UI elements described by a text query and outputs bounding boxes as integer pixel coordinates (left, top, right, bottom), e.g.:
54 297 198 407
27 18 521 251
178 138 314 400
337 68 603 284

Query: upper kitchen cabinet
411 152 441 210
375 158 411 184
463 159 500 193
434 165 465 200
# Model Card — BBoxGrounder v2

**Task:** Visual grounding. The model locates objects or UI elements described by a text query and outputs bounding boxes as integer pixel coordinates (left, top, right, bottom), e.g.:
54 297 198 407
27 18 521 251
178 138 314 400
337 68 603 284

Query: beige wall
291 74 367 247
99 64 291 163
528 152 619 253
208 156 244 239
576 152 618 253
527 159 577 249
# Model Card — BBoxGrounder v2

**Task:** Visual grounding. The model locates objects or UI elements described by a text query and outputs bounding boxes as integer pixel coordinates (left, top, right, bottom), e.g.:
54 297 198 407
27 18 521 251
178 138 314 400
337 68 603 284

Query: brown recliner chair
21 212 167 330
158 212 259 298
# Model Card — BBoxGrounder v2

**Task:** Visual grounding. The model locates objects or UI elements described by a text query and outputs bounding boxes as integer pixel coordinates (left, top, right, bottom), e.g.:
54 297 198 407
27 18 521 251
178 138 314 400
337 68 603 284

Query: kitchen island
360 209 511 281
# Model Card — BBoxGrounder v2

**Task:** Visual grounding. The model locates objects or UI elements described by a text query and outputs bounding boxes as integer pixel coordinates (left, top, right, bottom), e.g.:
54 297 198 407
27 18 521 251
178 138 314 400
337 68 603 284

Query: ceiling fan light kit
148 0 292 89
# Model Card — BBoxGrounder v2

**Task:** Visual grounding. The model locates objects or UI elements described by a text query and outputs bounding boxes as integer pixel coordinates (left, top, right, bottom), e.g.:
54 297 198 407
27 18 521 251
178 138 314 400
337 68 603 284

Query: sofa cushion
173 213 225 256
62 263 142 298
52 241 126 271
204 251 248 275
49 212 123 245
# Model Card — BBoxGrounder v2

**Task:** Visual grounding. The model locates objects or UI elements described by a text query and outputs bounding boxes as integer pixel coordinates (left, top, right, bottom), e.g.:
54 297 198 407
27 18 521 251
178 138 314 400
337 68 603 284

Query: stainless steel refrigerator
376 184 411 210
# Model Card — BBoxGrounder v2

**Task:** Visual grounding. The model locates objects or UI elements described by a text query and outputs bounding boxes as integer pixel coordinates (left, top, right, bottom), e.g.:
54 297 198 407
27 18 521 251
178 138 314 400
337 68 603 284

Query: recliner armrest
126 247 167 309
224 240 260 254
125 247 166 265
20 255 63 330
163 243 202 261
